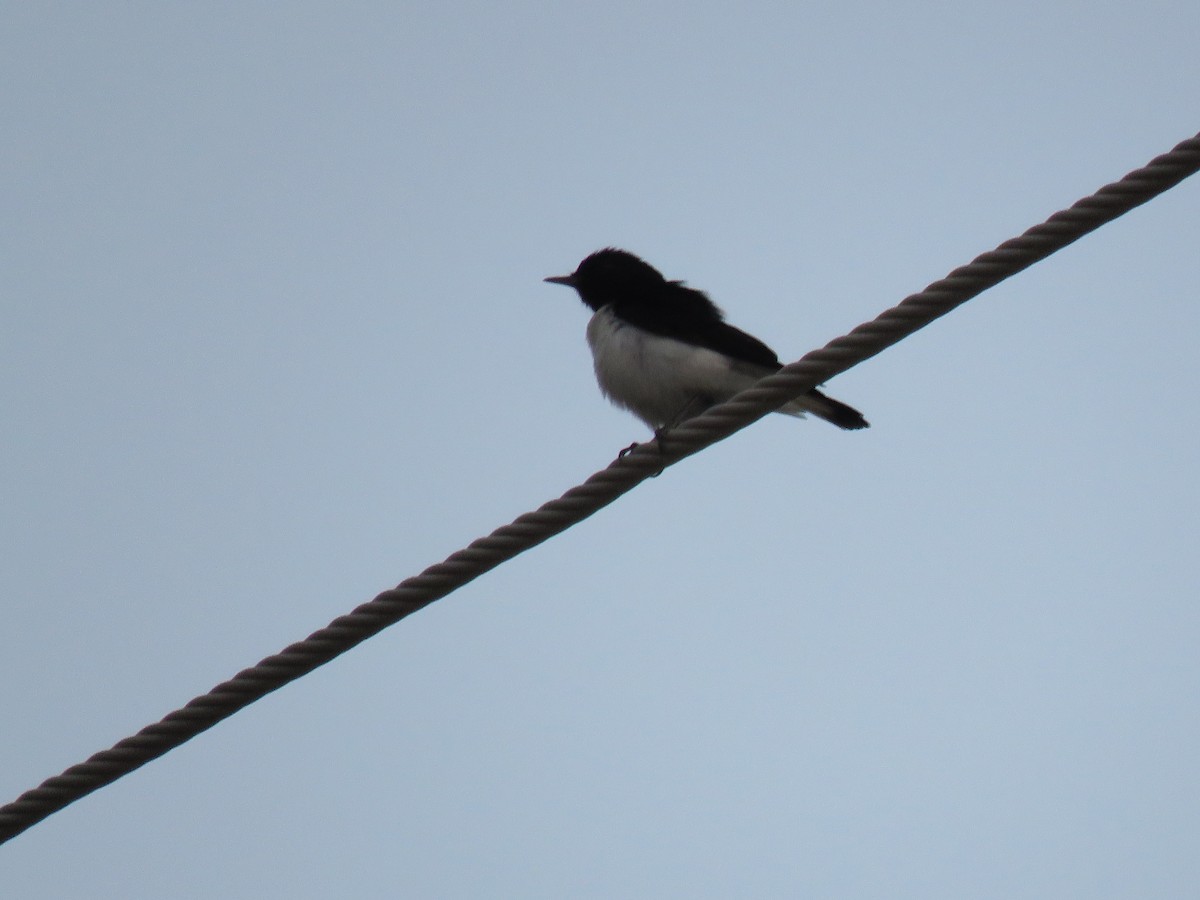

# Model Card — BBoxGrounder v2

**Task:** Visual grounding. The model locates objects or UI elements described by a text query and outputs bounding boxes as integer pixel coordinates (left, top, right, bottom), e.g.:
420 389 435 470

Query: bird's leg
615 430 667 475
659 396 711 439
616 398 710 471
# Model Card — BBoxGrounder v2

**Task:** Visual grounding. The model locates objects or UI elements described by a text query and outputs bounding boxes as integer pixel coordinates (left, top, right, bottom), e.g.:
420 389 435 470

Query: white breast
585 306 763 429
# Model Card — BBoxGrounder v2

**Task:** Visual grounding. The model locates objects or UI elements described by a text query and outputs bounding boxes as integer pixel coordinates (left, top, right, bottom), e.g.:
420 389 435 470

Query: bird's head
544 248 667 311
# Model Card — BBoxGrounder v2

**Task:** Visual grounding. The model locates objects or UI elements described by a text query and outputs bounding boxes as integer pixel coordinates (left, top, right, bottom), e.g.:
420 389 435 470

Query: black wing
685 317 783 371
614 281 783 370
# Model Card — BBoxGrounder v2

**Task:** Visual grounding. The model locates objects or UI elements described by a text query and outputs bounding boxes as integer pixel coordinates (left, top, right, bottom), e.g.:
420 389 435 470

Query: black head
544 248 669 312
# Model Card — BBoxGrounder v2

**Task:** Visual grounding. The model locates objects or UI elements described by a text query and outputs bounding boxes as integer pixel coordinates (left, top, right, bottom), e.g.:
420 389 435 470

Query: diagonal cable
2 131 1198 846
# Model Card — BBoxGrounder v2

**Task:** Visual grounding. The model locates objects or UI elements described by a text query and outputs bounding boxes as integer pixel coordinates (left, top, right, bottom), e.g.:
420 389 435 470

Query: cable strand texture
2 132 1197 846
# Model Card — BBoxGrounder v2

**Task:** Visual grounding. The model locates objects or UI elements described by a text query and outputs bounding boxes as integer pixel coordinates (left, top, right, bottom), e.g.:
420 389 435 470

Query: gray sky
3 3 1199 897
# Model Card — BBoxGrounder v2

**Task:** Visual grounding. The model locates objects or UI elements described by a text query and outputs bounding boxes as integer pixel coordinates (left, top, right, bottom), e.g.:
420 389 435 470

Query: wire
2 132 1197 846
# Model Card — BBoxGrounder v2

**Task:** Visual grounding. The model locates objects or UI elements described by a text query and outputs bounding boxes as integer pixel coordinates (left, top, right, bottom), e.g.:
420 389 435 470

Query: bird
544 248 869 434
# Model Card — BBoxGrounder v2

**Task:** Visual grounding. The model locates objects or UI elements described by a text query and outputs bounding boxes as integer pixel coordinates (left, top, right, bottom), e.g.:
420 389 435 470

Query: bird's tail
789 389 870 430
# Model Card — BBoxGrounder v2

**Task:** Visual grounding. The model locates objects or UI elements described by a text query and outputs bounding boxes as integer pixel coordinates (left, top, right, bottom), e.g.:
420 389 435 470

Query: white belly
585 306 764 429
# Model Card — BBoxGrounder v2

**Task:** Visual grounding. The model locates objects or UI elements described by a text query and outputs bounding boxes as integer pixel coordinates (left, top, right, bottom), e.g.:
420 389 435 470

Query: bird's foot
615 435 666 477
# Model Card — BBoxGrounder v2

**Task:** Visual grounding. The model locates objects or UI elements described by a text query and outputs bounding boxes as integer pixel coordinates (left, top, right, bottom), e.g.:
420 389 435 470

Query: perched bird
544 248 869 433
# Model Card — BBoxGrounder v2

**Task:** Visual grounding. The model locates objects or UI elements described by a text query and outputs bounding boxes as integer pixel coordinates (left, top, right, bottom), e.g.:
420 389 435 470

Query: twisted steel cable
2 132 1198 846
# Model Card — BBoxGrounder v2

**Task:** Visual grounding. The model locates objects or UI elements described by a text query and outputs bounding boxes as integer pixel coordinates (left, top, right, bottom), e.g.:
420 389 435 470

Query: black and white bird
545 248 869 433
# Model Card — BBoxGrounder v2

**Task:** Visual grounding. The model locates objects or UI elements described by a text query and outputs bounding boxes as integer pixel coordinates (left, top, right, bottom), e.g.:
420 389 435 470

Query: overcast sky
3 3 1199 897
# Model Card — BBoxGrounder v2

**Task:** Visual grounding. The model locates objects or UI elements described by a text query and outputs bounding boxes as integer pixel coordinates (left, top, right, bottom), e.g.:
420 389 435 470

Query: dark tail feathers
807 389 870 430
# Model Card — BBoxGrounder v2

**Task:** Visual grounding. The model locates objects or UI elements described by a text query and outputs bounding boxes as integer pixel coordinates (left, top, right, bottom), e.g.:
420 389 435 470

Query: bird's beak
543 274 577 287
